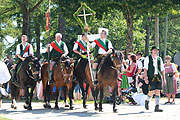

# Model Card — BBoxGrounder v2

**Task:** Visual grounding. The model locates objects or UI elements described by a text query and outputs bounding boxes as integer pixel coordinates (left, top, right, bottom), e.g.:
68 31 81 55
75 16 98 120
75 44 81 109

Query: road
0 99 180 120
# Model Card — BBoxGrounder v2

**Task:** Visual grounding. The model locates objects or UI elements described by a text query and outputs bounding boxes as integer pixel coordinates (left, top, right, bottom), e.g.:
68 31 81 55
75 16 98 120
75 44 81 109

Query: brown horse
41 58 74 109
9 56 41 110
85 50 123 112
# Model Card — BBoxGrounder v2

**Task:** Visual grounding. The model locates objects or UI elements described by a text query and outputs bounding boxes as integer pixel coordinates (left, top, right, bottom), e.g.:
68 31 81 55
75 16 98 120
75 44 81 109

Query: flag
46 11 49 32
46 0 51 32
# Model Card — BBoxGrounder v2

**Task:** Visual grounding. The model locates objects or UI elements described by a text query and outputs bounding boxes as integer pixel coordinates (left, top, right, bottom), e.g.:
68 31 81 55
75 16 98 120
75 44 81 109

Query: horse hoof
113 109 118 113
54 106 59 110
95 107 99 110
27 106 32 110
43 104 47 108
70 106 74 110
14 106 17 109
83 104 88 109
24 105 28 109
65 104 69 107
11 104 14 109
99 109 103 112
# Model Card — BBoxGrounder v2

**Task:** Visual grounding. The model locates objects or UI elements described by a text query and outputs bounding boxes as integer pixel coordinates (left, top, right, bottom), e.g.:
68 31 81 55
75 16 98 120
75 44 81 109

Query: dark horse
72 58 90 108
9 56 41 110
41 58 74 109
85 50 123 112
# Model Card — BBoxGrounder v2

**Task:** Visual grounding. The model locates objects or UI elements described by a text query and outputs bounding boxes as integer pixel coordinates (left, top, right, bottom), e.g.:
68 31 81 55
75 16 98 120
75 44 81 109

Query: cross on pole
73 3 96 32
78 7 94 25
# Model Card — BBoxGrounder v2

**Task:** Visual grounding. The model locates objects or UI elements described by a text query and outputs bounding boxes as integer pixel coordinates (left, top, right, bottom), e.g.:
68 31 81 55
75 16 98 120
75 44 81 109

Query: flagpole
47 0 51 85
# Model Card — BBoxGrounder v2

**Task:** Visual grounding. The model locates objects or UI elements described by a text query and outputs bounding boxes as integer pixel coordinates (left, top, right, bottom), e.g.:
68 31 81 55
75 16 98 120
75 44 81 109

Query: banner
46 12 49 32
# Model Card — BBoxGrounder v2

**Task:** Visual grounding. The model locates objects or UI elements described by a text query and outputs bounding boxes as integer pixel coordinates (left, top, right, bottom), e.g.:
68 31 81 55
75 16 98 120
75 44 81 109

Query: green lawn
0 117 12 120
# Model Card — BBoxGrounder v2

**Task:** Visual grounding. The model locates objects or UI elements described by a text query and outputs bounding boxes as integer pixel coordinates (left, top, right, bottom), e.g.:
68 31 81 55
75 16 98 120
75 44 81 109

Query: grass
0 117 12 120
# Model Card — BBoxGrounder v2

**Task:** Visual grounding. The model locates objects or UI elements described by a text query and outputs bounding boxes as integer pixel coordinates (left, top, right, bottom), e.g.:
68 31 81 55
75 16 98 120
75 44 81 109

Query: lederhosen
147 55 162 91
50 41 64 62
93 38 109 64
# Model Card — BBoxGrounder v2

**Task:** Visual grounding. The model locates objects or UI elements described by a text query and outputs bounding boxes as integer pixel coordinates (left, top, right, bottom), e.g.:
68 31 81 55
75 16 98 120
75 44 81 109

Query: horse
85 50 123 112
72 58 90 108
9 56 41 110
41 57 74 109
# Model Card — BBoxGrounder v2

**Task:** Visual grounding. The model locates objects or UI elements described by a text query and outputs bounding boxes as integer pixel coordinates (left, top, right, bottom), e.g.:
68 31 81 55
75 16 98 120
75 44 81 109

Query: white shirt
49 41 69 56
16 43 33 57
0 61 11 84
73 40 87 53
144 56 165 74
164 63 177 73
137 57 144 69
91 38 113 54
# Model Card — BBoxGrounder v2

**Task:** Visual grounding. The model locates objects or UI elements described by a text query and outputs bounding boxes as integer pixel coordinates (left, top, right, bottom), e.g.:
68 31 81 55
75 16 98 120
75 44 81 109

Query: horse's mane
99 54 113 74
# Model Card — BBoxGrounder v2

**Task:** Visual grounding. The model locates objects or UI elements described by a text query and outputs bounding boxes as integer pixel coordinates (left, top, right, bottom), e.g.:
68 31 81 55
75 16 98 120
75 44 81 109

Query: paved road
0 99 180 120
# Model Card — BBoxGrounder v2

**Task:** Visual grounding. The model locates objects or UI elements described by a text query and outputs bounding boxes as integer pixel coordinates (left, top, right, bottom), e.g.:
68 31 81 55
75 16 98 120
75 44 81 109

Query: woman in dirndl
163 55 177 104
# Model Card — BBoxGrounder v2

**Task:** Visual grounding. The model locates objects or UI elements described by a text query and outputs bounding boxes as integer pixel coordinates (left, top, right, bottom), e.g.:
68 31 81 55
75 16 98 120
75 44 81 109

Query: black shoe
145 100 149 110
94 80 98 85
154 105 163 112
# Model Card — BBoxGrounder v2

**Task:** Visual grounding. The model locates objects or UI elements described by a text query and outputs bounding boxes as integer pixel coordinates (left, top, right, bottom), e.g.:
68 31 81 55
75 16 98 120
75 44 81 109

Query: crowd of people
0 31 179 112
117 46 179 112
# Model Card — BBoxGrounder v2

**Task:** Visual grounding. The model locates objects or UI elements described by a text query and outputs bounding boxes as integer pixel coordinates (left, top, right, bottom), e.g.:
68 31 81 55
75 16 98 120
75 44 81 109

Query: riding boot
49 71 54 85
92 69 98 85
11 69 16 82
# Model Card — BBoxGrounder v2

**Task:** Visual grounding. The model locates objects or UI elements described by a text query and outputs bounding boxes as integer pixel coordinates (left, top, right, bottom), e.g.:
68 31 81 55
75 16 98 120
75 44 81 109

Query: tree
15 0 44 43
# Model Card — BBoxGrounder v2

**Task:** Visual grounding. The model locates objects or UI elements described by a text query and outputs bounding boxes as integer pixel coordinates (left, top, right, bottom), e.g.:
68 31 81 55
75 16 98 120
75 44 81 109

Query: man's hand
162 79 166 87
47 44 50 48
103 52 108 56
145 77 149 84
21 58 25 61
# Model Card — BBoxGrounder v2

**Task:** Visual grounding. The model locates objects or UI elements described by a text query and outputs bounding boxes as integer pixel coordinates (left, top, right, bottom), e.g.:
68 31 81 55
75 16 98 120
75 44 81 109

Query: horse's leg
112 85 118 113
28 85 36 110
62 86 69 107
91 86 99 110
47 85 52 108
24 87 29 110
99 86 104 112
10 83 17 109
79 81 87 108
54 87 59 109
84 83 90 108
71 81 76 100
68 86 73 110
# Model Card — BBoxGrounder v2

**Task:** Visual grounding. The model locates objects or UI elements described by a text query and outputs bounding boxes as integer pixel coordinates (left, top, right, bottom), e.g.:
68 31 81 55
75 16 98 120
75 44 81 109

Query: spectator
163 55 177 104
126 54 137 84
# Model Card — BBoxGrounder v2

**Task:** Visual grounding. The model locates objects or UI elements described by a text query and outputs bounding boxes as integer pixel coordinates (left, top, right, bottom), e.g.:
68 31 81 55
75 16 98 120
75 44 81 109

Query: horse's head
29 56 41 82
61 58 74 83
110 49 123 70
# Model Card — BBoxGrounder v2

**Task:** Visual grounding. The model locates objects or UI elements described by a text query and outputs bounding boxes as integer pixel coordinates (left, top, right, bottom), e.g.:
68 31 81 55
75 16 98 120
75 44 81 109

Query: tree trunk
155 13 159 47
58 14 66 42
163 14 168 61
145 17 151 57
35 17 41 58
22 12 30 43
125 15 134 54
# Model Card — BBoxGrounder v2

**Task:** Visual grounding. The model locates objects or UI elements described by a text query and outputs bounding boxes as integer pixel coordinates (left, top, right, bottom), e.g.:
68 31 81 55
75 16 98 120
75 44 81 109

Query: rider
47 33 69 84
90 30 113 84
11 35 34 82
73 33 88 62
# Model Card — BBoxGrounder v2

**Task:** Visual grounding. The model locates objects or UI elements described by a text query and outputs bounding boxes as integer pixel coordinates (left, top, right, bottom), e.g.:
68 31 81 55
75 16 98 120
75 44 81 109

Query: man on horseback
90 30 113 84
11 35 34 83
73 33 88 60
47 33 69 84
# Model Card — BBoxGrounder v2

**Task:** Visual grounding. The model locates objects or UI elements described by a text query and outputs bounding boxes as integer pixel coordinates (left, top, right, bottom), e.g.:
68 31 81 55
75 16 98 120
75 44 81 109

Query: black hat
151 45 159 51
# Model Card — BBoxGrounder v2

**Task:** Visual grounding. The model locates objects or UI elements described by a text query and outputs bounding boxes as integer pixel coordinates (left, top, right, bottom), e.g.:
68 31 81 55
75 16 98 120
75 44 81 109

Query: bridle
110 52 122 74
